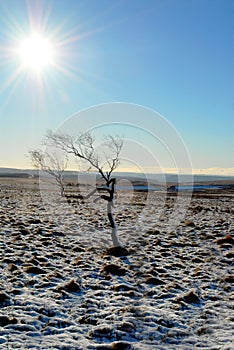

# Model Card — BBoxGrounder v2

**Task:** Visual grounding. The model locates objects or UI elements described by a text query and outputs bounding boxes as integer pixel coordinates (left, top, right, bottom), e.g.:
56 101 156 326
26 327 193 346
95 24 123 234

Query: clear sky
0 0 233 175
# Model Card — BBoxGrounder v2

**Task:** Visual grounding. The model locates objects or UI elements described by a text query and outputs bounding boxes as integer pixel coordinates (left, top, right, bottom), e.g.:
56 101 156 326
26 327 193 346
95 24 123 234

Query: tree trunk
97 178 122 247
57 177 65 197
107 201 121 247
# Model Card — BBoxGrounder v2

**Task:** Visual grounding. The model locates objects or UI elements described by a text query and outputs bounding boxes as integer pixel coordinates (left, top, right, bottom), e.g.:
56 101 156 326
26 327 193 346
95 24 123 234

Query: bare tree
45 130 124 248
28 149 68 197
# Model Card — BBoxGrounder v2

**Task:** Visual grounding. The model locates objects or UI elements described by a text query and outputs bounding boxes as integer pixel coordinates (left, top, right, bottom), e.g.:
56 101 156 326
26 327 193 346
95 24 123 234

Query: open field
0 178 233 349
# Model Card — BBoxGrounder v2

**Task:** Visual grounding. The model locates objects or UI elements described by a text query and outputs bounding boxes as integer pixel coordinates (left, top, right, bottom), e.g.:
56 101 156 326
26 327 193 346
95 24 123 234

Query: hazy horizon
1 166 234 179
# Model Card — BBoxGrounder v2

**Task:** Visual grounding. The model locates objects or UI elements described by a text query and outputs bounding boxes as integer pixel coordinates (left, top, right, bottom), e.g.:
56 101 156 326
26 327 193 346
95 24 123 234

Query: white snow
0 178 233 349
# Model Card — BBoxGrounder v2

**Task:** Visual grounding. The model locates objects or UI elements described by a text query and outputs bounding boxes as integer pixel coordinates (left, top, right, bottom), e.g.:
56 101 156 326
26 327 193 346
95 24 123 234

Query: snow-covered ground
0 179 233 349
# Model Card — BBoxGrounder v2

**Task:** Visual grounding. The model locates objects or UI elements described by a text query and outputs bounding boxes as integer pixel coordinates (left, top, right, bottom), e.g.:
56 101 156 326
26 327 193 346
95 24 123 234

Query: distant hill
0 172 31 178
113 172 234 184
0 167 233 183
0 168 38 177
0 167 21 173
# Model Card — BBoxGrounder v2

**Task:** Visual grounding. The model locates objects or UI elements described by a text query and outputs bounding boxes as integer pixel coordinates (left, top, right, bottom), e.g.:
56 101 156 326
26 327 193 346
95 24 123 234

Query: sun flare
2 0 86 99
18 34 54 71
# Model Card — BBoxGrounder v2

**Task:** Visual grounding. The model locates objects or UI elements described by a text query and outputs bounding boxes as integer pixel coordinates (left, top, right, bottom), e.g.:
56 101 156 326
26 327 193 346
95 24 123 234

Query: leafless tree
45 130 124 247
28 149 68 197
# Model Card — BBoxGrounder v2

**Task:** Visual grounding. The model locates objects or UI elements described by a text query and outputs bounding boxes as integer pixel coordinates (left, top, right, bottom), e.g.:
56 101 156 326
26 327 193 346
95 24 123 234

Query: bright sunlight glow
18 34 54 71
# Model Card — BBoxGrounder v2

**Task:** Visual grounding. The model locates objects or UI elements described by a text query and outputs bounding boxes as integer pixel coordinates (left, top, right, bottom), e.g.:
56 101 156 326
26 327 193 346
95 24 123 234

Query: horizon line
0 166 234 177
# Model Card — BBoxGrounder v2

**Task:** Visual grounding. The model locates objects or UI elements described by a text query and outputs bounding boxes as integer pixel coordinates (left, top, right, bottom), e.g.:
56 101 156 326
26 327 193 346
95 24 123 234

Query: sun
1 0 89 100
18 34 54 71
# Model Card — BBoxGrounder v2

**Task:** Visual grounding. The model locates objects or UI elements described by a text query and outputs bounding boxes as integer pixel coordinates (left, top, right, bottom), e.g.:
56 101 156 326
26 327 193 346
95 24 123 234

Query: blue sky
0 0 233 174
